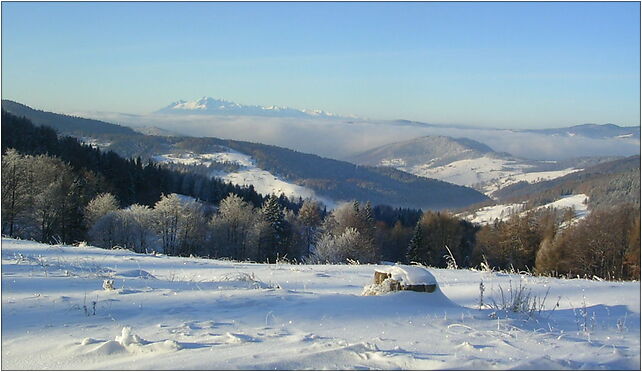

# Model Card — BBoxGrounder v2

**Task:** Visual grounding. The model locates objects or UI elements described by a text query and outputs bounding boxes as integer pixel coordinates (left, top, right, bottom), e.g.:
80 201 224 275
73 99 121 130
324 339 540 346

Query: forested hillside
0 111 290 242
2 100 137 136
494 155 640 210
3 101 490 210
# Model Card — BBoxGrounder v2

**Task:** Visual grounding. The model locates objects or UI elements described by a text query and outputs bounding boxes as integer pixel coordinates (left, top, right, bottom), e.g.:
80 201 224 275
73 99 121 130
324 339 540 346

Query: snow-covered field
406 156 528 187
480 168 582 196
399 156 580 197
462 203 527 225
2 238 639 370
461 194 590 225
534 194 589 220
152 149 335 207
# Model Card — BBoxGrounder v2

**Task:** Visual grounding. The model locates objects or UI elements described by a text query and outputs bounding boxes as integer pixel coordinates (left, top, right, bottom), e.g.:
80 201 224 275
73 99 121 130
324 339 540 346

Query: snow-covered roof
375 265 437 286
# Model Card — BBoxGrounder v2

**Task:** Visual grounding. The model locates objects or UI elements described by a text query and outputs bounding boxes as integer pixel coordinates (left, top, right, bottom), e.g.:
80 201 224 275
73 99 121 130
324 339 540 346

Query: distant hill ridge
349 135 504 168
494 155 640 211
521 123 640 139
1 100 137 136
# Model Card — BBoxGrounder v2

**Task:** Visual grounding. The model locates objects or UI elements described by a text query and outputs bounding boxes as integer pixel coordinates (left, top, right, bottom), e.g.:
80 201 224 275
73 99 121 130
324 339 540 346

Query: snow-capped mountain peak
156 97 349 119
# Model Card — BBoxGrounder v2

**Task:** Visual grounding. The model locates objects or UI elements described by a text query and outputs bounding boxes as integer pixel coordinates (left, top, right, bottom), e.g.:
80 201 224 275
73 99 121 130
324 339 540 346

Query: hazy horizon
2 2 640 129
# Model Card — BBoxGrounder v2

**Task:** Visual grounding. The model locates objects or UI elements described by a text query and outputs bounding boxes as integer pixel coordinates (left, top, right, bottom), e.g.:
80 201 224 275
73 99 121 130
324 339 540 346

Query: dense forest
2 112 640 280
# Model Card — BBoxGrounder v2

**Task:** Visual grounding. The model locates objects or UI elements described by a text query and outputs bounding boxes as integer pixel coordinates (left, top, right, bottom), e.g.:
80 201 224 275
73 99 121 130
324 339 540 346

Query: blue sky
2 2 640 128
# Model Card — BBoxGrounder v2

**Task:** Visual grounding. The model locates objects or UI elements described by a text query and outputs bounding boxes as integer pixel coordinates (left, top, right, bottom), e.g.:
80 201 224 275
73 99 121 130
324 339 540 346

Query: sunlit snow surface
388 155 581 197
2 238 639 370
153 149 335 207
461 194 590 225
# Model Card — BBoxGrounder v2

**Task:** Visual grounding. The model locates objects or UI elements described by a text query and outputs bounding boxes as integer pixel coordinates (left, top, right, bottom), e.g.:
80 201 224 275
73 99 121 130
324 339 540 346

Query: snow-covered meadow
2 238 639 370
461 194 590 225
152 149 335 207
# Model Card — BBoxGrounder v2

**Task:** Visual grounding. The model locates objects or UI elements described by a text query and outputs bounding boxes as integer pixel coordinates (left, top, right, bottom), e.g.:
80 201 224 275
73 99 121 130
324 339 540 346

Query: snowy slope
461 194 590 225
534 194 590 225
480 167 582 195
410 156 531 187
405 157 580 196
2 238 639 370
462 202 527 225
351 136 583 197
152 149 335 207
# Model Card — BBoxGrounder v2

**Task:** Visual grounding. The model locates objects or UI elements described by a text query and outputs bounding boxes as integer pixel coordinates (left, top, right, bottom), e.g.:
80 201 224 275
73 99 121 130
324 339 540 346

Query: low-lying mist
78 112 641 162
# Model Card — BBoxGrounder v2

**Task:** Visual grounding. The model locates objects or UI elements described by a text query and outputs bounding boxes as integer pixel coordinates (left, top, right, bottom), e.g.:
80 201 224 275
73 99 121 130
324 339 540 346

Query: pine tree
261 195 290 261
407 223 425 264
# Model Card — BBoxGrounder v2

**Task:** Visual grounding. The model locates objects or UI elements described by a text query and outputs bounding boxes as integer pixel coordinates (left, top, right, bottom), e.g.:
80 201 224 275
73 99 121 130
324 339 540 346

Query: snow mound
375 265 437 285
115 326 147 346
362 278 397 296
88 340 128 356
85 327 182 356
215 332 259 344
214 272 276 289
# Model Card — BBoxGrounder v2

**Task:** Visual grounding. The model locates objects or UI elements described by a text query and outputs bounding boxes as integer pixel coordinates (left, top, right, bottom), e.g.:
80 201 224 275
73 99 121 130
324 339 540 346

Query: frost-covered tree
120 204 156 253
152 194 206 256
297 199 322 257
312 227 364 263
320 201 379 263
209 193 264 260
29 155 79 243
176 200 207 256
153 194 182 255
85 193 120 228
2 150 98 243
1 149 32 236
88 211 120 249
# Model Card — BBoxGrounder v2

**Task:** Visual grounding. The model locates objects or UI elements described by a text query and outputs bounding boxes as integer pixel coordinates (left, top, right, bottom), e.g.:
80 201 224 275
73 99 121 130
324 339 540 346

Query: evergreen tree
407 222 425 264
261 195 290 261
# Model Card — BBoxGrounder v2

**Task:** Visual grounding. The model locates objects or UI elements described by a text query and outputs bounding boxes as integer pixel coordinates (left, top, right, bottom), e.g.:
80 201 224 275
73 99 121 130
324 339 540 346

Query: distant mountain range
379 119 640 141
1 100 488 210
156 96 351 119
521 123 641 140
